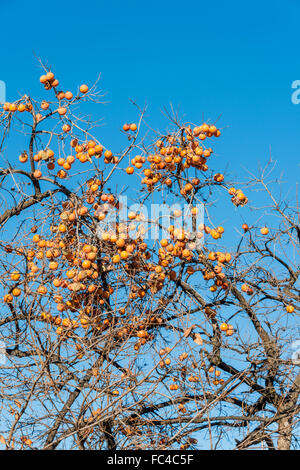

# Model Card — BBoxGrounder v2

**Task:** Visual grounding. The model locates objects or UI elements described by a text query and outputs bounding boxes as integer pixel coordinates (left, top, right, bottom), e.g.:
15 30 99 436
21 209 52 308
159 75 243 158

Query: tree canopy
0 66 299 450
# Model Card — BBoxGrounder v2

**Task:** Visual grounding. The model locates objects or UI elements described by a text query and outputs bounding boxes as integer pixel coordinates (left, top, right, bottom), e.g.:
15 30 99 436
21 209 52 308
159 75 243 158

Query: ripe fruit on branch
214 173 224 182
241 283 253 295
19 152 28 163
79 84 89 94
12 288 21 297
41 101 49 110
220 323 228 331
33 170 42 179
226 325 234 336
57 107 67 116
260 227 269 235
286 305 295 313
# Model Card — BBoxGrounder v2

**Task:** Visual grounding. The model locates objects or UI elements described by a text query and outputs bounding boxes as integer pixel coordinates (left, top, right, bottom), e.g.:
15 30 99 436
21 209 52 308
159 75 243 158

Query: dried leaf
183 325 195 338
0 435 5 445
204 307 217 318
193 333 203 346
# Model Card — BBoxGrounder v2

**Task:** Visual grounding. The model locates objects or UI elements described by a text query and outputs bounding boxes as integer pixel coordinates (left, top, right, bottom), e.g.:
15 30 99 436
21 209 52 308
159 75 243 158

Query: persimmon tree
0 64 299 450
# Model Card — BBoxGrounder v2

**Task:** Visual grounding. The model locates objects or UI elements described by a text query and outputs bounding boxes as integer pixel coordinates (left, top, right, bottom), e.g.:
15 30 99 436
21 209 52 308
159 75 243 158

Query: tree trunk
278 417 292 450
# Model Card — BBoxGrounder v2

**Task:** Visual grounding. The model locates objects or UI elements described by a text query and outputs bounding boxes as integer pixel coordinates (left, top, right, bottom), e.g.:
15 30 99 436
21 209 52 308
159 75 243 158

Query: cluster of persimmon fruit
3 69 295 361
3 190 169 351
2 100 33 113
17 138 126 180
2 71 88 118
158 349 227 390
134 127 219 193
3 203 236 356
3 69 247 211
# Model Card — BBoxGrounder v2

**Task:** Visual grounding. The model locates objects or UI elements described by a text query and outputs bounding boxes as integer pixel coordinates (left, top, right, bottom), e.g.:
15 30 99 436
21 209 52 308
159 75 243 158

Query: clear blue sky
1 0 300 187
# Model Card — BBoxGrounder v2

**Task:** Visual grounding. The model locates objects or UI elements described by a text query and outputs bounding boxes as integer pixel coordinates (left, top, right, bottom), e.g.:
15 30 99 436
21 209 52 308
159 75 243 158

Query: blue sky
1 0 299 249
1 0 300 187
